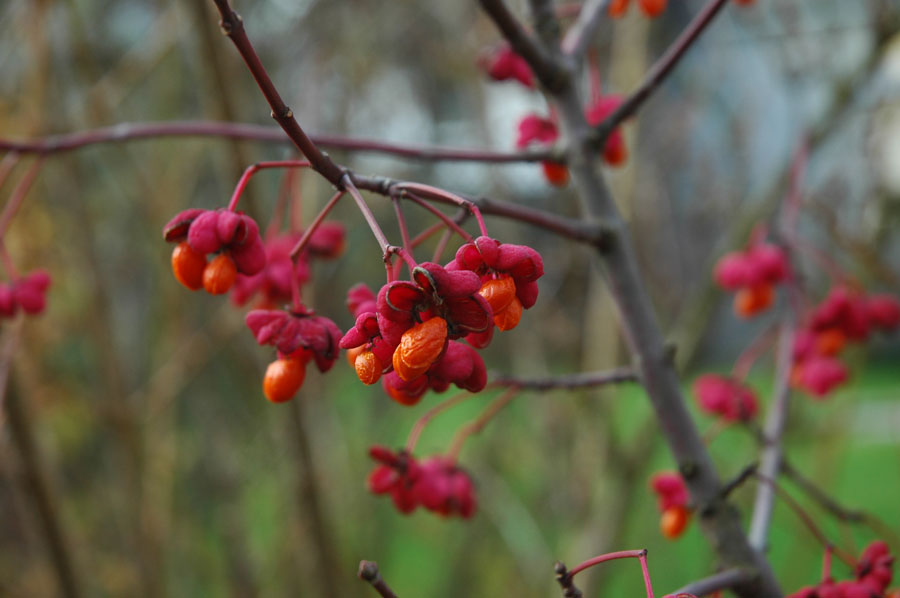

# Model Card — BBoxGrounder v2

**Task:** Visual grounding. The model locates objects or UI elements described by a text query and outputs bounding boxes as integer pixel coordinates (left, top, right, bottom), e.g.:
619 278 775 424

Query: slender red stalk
447 387 519 461
0 153 20 191
288 189 345 259
405 391 472 452
0 242 19 280
409 221 448 250
392 198 413 278
567 549 648 577
432 229 453 264
753 472 855 567
821 544 833 582
638 552 655 598
731 322 778 381
227 160 310 212
395 183 489 237
404 193 474 243
343 176 392 256
266 166 298 238
0 158 43 240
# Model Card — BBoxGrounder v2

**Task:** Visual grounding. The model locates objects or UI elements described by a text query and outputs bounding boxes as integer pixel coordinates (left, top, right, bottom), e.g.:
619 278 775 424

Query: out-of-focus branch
561 0 610 57
590 0 730 149
671 567 755 597
5 369 82 598
748 318 794 551
0 120 554 163
482 0 783 592
490 367 638 390
357 561 398 598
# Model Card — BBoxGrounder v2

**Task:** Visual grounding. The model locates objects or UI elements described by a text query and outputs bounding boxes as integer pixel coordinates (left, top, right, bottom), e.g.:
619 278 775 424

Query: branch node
553 561 583 598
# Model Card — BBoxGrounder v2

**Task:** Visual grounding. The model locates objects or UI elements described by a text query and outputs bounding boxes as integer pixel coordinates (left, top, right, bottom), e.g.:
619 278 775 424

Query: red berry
638 0 666 17
203 253 237 295
734 283 774 318
608 0 629 17
542 161 569 186
171 241 207 291
263 358 306 403
660 505 690 539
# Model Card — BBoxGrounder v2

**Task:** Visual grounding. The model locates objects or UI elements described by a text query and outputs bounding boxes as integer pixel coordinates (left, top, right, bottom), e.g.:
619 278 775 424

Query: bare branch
0 121 553 163
748 319 794 551
490 367 638 390
590 0 730 148
358 561 399 598
671 568 756 597
561 0 611 57
5 368 83 598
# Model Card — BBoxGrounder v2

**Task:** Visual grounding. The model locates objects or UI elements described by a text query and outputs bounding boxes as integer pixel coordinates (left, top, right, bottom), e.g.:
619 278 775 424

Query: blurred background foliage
0 0 899 596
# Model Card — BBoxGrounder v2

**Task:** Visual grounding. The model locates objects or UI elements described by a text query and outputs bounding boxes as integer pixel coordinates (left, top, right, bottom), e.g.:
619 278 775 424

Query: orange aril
815 328 846 356
355 350 382 385
478 277 516 314
392 317 447 382
203 253 237 295
734 284 774 318
608 0 629 17
171 241 207 291
494 296 523 331
660 505 690 539
263 358 306 403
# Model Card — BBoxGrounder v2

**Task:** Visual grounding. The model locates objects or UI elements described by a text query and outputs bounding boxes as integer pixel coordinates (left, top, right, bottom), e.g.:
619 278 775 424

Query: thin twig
447 387 520 460
357 561 399 598
748 317 794 551
0 158 44 240
210 0 345 184
670 568 756 597
0 121 552 163
561 0 611 57
489 367 638 391
752 472 856 567
591 0 731 148
5 370 83 598
288 189 345 259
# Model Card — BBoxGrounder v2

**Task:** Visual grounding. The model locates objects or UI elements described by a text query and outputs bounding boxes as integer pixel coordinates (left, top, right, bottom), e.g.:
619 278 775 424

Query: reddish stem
0 158 43 241
288 189 345 260
405 391 473 452
821 544 833 582
731 322 778 382
567 549 647 577
432 229 453 264
404 193 474 243
0 242 19 280
409 221 448 250
266 166 298 238
343 176 392 256
227 160 310 212
0 153 21 191
447 387 519 461
396 183 489 237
